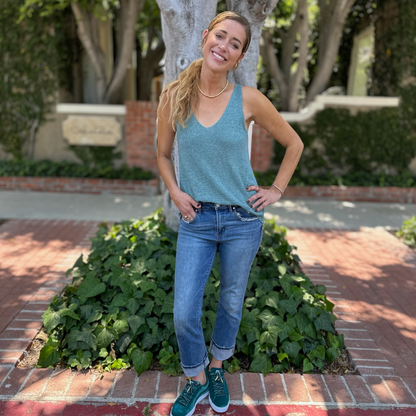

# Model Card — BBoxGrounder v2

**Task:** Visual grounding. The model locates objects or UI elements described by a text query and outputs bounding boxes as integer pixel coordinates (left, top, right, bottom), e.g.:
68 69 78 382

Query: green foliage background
0 0 68 159
38 210 344 376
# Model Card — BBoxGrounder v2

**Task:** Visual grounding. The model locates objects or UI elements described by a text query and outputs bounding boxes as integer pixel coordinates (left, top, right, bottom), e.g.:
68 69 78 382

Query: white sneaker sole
170 391 209 416
209 395 230 413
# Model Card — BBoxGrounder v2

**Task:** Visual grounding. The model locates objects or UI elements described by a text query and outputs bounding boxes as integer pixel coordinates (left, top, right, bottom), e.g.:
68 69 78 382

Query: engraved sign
62 116 122 146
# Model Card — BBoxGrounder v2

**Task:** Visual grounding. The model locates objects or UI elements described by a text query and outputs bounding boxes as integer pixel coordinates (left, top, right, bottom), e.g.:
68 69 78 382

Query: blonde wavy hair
159 11 251 131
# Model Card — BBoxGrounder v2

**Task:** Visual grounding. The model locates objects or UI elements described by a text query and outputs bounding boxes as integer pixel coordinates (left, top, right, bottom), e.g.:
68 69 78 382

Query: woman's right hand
171 189 201 221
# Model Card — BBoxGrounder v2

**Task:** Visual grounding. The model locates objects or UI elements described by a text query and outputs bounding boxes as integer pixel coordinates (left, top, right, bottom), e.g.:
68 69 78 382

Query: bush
255 170 416 188
0 159 154 180
38 209 344 376
396 216 416 248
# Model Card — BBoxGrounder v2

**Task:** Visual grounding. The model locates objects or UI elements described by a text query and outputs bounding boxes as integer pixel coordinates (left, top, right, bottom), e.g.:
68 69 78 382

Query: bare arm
242 86 304 211
157 93 200 219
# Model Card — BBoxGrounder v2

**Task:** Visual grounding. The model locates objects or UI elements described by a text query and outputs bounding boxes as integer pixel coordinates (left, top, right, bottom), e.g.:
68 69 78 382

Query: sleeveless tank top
176 84 264 223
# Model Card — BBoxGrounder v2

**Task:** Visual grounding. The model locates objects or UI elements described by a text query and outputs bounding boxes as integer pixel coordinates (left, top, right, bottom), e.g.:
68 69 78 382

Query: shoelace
178 379 198 406
210 370 226 397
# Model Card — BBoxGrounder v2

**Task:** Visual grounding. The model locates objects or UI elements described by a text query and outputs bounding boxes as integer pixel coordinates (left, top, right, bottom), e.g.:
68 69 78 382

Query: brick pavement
1 221 416 413
0 219 98 365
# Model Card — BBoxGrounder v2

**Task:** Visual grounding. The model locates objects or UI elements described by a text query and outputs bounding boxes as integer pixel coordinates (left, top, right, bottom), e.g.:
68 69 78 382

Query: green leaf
288 329 304 342
42 309 61 333
59 308 80 320
99 348 108 358
77 277 106 299
277 352 288 362
131 348 153 376
257 309 279 329
304 323 317 340
161 295 174 314
300 303 319 320
326 347 339 362
86 309 102 324
314 312 335 333
127 315 145 335
77 329 97 351
315 284 327 295
37 345 60 367
95 327 117 348
303 358 314 373
282 341 301 359
113 319 129 334
280 298 298 316
249 353 273 375
125 298 140 315
259 327 280 347
295 312 310 332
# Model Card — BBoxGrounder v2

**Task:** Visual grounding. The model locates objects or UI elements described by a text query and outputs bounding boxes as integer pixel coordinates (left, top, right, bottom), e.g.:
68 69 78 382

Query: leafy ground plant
396 216 416 248
38 209 344 376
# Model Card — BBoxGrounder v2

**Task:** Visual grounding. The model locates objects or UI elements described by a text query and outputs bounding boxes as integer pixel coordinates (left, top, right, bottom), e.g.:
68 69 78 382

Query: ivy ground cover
38 209 344 376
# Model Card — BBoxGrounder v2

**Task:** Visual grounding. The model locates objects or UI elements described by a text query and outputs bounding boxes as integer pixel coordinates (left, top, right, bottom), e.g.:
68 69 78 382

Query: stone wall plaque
62 116 122 146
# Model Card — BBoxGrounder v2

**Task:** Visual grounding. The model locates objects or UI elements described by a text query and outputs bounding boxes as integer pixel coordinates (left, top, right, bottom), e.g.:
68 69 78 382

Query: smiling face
201 19 247 73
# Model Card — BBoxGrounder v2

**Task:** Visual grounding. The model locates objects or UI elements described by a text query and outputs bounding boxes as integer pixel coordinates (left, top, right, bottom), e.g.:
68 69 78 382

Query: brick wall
125 101 159 174
0 177 159 196
125 100 273 174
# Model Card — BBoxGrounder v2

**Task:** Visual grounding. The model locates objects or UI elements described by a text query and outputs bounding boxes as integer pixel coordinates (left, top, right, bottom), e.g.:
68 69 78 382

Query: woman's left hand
246 185 282 212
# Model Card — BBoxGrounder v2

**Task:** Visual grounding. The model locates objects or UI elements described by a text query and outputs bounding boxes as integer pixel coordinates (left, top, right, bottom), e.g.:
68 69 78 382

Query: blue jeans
174 202 263 377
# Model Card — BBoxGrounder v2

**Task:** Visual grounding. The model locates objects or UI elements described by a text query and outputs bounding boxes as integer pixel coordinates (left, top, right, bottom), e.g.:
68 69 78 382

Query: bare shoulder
241 85 279 123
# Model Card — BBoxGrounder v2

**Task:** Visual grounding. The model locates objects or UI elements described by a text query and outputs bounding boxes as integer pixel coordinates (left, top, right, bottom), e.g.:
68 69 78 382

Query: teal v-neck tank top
176 84 264 223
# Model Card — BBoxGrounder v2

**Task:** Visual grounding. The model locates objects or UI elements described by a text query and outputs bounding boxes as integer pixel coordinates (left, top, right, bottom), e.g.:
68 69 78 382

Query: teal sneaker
170 377 209 416
206 367 230 413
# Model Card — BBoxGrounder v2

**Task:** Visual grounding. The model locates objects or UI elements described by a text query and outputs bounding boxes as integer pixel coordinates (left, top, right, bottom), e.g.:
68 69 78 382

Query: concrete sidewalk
1 190 415 228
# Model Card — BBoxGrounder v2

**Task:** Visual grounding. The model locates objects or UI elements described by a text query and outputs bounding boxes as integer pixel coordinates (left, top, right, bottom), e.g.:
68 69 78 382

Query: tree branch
104 0 145 103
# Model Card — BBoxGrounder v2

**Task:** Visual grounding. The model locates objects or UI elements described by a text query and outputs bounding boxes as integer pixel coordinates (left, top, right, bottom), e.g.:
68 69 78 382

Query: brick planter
0 176 159 196
283 185 416 203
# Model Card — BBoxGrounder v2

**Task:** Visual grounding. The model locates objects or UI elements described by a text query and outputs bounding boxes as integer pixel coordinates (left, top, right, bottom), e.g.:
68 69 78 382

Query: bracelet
272 184 284 195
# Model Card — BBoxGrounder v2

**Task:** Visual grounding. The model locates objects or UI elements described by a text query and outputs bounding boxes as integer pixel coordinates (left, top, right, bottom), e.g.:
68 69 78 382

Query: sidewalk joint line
0 366 15 389
176 375 181 397
0 338 33 341
361 375 379 404
336 328 367 331
400 376 416 402
240 373 245 400
354 358 389 362
62 371 77 396
348 348 381 351
340 376 356 404
17 368 35 395
109 370 119 398
39 368 56 398
0 349 24 352
301 375 312 402
381 376 399 405
280 373 289 401
356 365 394 369
320 374 334 403
14 319 43 322
131 373 139 398
259 373 268 402
344 338 374 341
154 371 161 399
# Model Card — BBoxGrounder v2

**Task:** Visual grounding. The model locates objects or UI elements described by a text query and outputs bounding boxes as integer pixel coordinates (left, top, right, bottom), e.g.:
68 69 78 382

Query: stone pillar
125 101 159 174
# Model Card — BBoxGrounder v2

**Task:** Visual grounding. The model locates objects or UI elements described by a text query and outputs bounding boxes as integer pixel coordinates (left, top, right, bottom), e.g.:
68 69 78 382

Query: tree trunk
304 0 357 106
70 2 107 103
260 0 308 111
156 0 218 230
226 0 279 88
104 0 144 104
71 0 144 104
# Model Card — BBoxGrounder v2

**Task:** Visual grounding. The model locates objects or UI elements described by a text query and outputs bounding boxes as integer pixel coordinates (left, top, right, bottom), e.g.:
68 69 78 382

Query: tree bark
226 0 279 87
70 2 107 103
156 0 218 230
104 0 144 104
304 0 357 106
260 0 308 111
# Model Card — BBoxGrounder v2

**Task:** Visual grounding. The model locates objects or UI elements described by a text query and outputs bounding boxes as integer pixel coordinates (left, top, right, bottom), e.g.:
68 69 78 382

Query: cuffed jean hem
209 339 235 362
181 355 210 378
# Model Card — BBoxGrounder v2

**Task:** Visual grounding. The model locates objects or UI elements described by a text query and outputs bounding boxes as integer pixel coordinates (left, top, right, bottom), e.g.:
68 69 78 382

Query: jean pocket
233 207 259 222
181 212 198 224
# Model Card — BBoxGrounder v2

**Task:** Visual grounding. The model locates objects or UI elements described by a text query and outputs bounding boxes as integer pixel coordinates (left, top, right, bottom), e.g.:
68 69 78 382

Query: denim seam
194 246 217 364
181 352 208 369
210 338 235 351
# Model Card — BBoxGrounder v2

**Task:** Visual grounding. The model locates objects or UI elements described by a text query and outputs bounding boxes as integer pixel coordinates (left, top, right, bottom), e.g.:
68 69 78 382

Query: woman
157 11 303 416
